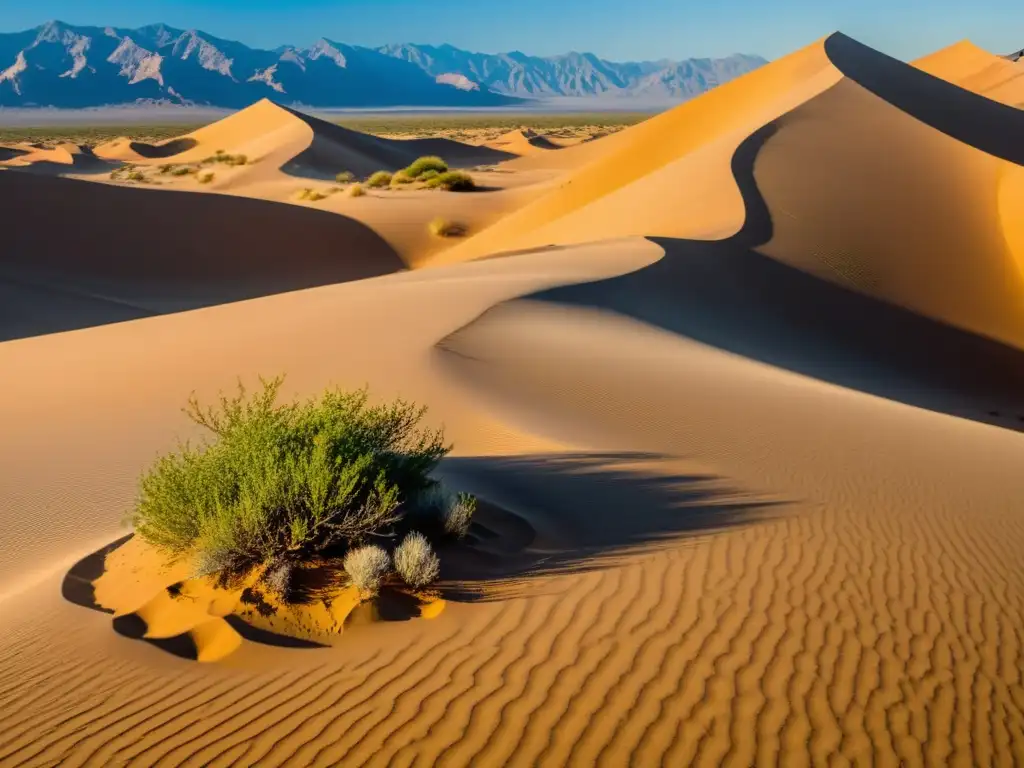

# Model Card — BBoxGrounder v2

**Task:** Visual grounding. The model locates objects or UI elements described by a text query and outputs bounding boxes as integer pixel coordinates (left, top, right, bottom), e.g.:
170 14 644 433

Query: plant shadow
435 451 784 602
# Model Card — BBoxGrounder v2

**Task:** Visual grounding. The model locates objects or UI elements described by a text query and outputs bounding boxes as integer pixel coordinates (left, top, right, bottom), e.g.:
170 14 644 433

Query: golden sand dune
914 40 1024 106
95 99 513 180
2 30 1024 767
485 128 565 155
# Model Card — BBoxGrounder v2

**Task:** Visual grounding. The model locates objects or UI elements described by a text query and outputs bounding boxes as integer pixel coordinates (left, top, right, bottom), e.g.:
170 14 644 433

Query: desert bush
298 188 328 202
335 171 355 183
428 217 468 238
344 545 391 595
394 532 440 588
263 559 294 599
416 484 476 539
128 171 146 182
198 172 215 184
425 171 475 192
203 152 248 167
404 156 448 178
159 164 173 174
390 171 415 187
132 377 450 580
419 169 440 181
366 170 393 188
171 166 192 177
349 184 366 197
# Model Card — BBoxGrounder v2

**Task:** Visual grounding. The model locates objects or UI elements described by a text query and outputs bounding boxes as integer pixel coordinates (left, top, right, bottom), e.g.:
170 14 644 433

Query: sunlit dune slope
437 34 1024 350
485 129 564 155
0 171 403 341
914 40 1024 106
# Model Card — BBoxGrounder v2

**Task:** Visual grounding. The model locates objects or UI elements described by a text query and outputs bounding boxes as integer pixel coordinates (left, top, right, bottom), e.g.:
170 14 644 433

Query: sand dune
2 28 1024 768
485 128 565 155
94 99 513 180
0 170 402 341
914 40 1024 106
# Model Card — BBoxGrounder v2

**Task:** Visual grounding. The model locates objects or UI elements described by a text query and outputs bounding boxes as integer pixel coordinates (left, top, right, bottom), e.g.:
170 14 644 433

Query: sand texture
2 31 1024 767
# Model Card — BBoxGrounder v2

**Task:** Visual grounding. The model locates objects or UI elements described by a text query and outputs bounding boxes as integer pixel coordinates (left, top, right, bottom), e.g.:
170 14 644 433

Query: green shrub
417 485 476 538
366 171 393 188
132 377 450 581
394 532 440 588
349 184 366 197
425 171 475 192
202 153 248 167
335 171 355 183
171 166 192 177
198 172 215 184
390 171 415 187
344 545 391 596
159 164 174 174
428 217 468 238
298 188 328 202
404 156 448 178
128 171 146 182
419 169 440 181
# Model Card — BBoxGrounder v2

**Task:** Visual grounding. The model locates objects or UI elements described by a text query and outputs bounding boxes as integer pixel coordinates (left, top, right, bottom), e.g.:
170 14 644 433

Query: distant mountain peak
0 22 765 108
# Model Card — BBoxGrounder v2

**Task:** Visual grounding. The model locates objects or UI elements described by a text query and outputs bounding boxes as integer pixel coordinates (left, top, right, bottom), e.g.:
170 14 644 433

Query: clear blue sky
2 0 1021 62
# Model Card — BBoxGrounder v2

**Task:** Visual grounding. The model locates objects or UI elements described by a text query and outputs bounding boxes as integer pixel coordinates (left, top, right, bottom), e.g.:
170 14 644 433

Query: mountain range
0 21 767 109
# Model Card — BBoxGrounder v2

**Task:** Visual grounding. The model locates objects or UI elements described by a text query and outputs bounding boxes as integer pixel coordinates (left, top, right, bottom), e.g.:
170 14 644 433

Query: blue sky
1 0 1020 62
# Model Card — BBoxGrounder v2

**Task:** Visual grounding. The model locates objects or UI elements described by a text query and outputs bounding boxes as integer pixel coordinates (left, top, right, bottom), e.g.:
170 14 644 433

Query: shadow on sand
517 116 1024 433
61 451 779 656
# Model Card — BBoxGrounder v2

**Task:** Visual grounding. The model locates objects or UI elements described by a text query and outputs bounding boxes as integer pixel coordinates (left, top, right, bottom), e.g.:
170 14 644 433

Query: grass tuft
366 170 393 188
425 171 475 192
394 532 440 588
344 546 391 596
403 155 448 178
428 217 468 238
348 183 366 197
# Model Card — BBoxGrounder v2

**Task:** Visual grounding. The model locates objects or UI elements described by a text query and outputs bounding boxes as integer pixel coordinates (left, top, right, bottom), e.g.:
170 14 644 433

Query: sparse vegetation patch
131 377 476 600
428 217 468 238
366 170 393 188
425 171 475 192
403 155 448 178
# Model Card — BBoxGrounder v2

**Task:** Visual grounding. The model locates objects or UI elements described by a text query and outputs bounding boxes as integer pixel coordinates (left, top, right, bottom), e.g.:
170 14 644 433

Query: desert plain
1 31 1024 767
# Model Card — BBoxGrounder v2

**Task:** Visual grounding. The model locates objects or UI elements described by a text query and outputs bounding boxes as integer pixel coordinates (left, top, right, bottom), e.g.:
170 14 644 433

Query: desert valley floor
2 32 1024 767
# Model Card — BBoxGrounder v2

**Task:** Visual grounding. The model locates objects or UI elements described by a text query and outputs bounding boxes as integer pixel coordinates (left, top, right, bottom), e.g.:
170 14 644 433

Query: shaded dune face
0 171 403 341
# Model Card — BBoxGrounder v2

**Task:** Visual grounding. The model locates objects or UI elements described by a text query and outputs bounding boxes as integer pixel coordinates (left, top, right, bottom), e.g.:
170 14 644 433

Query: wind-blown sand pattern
2 31 1024 767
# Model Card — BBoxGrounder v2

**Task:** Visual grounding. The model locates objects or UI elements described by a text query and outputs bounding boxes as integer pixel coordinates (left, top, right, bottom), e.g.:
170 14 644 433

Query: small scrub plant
366 170 393 188
419 169 440 182
416 484 477 539
344 545 391 596
349 183 366 198
298 188 328 202
198 171 215 184
171 166 193 177
426 171 475 192
132 377 457 590
394 532 440 588
403 155 448 178
335 170 355 183
390 171 415 187
202 152 248 167
428 217 468 238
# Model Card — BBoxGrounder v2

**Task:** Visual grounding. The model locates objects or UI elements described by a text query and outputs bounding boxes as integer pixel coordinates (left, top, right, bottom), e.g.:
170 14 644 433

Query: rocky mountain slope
0 21 766 108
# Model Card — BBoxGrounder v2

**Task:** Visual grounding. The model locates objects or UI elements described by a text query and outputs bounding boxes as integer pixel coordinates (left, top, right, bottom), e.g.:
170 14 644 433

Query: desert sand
2 30 1024 767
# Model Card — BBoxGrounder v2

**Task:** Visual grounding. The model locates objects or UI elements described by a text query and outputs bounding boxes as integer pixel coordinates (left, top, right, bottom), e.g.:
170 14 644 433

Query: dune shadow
436 451 783 601
61 533 134 612
278 105 515 181
129 137 198 159
520 118 1024 433
0 171 405 342
825 33 1024 165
